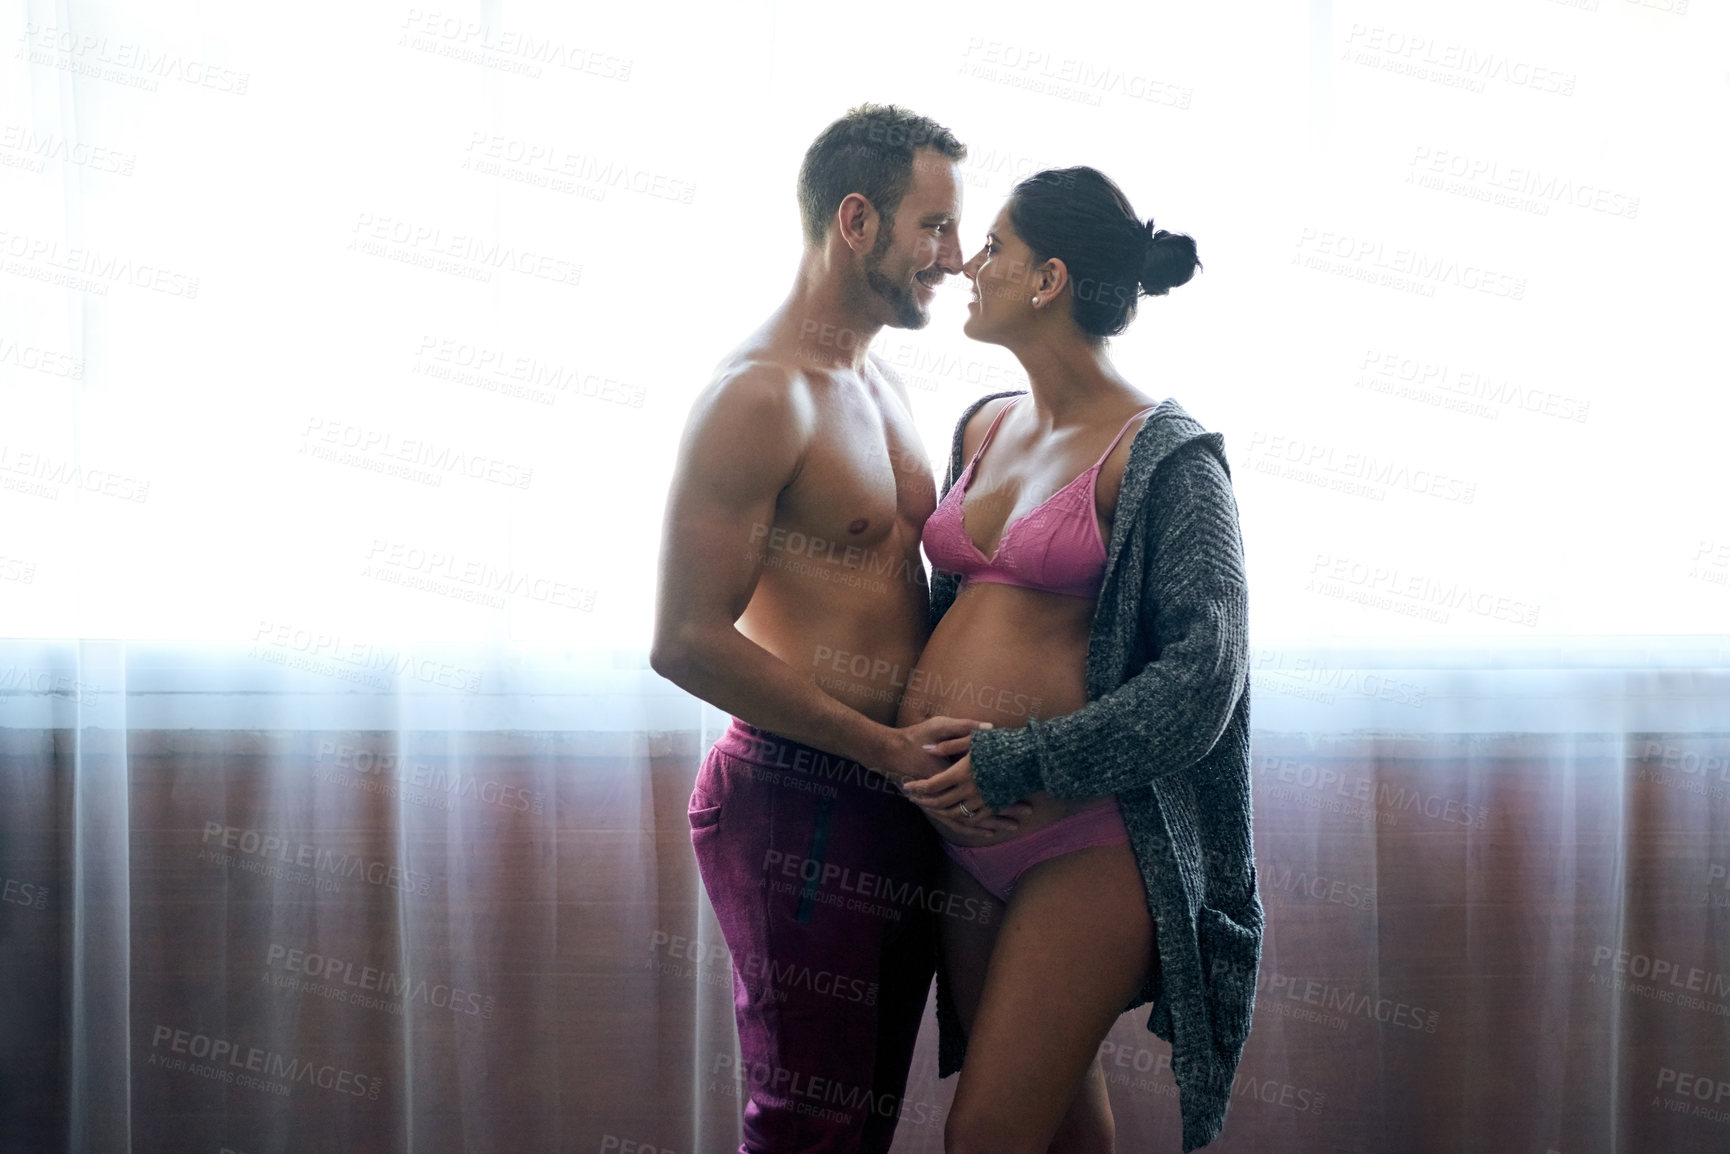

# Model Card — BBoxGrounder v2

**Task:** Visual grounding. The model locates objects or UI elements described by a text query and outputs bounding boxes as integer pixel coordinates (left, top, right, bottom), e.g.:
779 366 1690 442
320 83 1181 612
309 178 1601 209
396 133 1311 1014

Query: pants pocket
1196 904 1261 1056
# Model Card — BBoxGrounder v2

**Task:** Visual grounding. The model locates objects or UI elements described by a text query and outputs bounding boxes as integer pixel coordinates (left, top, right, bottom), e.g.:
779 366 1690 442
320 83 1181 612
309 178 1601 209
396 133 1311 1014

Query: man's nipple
847 518 868 534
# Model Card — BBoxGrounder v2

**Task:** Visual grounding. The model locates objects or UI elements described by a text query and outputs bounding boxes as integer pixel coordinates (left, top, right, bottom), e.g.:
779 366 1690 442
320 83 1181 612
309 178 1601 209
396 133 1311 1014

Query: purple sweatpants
690 717 942 1153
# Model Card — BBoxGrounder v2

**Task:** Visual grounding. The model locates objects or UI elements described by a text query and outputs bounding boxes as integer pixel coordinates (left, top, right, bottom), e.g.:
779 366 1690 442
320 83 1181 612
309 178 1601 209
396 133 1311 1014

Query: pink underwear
942 799 1130 904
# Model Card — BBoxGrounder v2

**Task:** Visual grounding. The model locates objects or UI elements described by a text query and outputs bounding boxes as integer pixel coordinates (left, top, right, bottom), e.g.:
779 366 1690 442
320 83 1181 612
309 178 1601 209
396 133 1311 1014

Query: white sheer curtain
3 1 1728 1152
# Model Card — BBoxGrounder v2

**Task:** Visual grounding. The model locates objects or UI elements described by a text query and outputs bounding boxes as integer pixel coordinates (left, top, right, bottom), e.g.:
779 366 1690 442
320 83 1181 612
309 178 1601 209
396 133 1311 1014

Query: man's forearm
656 627 897 769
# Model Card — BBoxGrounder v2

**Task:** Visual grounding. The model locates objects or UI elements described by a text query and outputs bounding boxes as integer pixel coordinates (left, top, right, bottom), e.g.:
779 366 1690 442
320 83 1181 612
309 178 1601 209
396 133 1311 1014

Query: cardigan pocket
1197 904 1260 1056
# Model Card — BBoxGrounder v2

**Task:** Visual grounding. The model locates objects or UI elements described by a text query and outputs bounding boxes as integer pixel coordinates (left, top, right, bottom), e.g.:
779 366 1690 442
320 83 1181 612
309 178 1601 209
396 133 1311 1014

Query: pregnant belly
895 582 1114 847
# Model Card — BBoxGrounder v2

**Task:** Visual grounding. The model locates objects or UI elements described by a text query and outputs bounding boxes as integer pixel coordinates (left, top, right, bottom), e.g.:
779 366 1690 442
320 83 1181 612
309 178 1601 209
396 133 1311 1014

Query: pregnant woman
893 167 1261 1153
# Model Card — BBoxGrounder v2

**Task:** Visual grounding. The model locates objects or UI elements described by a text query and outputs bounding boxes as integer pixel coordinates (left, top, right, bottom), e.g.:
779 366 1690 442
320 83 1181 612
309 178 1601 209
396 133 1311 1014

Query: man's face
863 149 964 330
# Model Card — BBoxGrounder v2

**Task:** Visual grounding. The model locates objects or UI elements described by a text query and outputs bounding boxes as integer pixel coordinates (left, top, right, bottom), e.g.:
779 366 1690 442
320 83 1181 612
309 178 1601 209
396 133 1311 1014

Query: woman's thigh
947 841 1154 1154
939 854 1007 1036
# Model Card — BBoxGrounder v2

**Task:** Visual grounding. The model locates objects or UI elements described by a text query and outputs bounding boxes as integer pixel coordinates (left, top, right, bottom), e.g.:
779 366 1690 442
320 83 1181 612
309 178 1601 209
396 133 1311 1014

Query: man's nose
938 231 966 275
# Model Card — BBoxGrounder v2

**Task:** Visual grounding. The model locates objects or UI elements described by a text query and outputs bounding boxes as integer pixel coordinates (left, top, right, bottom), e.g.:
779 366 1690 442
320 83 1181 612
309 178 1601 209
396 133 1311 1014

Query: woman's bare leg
943 842 1154 1154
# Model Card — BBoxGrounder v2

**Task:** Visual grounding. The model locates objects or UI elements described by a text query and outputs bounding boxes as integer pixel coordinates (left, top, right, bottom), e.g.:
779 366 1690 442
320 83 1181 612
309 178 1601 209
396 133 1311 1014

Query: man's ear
835 192 881 256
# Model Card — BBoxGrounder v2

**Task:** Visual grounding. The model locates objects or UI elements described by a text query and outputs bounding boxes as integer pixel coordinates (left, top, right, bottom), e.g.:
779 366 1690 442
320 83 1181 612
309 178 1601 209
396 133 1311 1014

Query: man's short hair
796 104 967 249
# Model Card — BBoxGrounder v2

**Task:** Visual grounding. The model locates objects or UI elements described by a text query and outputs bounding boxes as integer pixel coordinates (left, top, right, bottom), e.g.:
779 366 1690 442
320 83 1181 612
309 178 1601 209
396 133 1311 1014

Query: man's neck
774 251 884 373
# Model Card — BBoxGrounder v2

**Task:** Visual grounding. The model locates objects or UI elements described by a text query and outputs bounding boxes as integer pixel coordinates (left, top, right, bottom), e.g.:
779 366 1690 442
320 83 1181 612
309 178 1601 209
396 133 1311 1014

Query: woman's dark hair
1006 166 1201 338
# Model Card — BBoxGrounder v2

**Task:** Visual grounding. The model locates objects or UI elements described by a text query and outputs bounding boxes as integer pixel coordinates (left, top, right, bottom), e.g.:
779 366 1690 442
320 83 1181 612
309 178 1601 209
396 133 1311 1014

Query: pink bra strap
1090 405 1160 470
964 395 1024 473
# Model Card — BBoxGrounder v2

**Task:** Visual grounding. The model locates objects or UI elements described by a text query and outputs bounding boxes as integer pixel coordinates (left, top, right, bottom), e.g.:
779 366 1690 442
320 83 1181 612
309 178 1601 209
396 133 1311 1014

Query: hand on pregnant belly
902 732 1032 838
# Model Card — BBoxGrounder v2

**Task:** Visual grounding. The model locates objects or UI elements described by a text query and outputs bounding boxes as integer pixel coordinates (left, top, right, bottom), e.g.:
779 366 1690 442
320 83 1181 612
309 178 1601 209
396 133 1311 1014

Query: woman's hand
903 746 1031 832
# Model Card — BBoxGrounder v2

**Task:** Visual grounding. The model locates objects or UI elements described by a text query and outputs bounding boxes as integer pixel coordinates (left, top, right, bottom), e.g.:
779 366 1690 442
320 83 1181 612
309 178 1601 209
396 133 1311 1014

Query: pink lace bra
923 396 1159 599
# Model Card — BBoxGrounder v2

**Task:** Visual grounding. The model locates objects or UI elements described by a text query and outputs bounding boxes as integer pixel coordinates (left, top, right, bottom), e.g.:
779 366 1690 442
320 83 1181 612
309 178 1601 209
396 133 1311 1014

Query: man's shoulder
698 355 813 421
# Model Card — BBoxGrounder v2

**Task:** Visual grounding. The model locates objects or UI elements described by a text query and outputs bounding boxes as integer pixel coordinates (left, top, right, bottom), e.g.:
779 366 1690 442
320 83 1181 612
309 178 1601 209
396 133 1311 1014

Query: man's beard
864 235 931 330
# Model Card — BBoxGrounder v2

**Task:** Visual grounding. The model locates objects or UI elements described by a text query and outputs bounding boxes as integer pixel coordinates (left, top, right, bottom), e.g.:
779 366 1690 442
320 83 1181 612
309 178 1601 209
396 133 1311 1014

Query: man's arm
649 364 974 782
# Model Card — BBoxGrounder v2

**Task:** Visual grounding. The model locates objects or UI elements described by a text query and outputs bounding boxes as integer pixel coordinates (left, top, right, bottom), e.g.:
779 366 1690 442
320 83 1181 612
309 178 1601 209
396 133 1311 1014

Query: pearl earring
1031 297 1040 306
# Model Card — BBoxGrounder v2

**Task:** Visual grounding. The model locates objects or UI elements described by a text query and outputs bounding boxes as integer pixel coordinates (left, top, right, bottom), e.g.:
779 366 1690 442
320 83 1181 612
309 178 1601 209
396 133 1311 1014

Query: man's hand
869 716 987 786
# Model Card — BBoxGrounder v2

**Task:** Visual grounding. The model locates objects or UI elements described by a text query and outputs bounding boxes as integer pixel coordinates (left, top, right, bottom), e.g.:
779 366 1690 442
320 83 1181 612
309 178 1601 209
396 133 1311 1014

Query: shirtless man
650 105 1025 1152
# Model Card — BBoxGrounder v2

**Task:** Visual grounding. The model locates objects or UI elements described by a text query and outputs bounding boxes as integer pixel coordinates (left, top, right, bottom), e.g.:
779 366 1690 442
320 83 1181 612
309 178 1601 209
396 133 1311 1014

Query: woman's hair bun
1140 224 1201 297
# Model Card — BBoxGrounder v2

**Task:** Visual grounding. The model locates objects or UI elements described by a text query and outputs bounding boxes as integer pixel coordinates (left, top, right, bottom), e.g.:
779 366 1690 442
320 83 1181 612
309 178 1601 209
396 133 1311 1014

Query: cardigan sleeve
968 436 1250 808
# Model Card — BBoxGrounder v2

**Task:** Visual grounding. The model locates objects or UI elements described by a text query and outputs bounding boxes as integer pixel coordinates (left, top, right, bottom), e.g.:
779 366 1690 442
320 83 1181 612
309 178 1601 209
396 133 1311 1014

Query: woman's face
960 204 1051 345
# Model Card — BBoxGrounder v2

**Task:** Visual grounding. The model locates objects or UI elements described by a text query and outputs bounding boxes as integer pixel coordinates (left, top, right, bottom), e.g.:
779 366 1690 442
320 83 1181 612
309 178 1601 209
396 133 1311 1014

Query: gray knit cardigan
929 389 1262 1153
